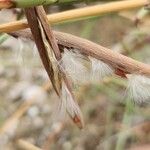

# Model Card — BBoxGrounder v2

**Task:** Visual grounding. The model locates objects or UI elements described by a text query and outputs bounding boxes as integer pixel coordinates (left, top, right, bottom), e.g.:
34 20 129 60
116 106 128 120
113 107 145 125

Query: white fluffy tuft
127 74 150 103
60 82 83 122
15 38 24 64
61 49 90 84
90 57 114 82
61 49 115 84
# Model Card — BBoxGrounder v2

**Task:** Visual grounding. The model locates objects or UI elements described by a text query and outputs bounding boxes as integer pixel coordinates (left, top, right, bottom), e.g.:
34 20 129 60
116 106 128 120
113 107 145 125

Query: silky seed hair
127 74 150 104
90 57 114 82
14 37 150 107
15 38 39 65
15 38 24 64
61 48 150 104
59 81 84 126
61 48 115 84
61 48 91 84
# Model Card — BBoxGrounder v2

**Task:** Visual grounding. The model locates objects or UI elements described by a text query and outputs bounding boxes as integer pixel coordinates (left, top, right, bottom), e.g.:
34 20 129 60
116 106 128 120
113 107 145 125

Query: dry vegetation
0 1 150 150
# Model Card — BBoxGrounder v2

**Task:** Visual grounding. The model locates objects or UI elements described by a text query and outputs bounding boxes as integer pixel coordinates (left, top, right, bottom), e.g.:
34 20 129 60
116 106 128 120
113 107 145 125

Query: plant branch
10 29 150 77
0 0 149 33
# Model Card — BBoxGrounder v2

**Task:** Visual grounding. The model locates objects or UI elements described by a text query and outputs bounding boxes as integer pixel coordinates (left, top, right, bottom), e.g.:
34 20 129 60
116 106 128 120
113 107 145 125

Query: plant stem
0 0 57 9
17 0 57 8
0 0 149 33
0 0 106 8
0 0 129 9
10 30 150 77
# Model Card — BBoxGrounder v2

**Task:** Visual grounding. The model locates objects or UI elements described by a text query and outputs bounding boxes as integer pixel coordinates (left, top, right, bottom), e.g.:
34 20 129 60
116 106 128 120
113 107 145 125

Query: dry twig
10 30 150 77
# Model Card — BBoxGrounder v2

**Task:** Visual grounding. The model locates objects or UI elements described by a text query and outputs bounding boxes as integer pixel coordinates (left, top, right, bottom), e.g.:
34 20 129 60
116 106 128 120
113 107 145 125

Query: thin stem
10 29 150 77
0 0 149 33
0 0 57 9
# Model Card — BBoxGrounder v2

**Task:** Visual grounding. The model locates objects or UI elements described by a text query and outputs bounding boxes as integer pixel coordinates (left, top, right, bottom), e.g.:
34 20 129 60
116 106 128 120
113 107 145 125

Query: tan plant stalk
17 139 41 150
10 30 150 77
0 0 149 33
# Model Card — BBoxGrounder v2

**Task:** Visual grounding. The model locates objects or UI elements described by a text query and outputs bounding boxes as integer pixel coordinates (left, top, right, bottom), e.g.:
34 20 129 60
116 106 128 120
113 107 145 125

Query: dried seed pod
60 81 84 128
36 9 84 128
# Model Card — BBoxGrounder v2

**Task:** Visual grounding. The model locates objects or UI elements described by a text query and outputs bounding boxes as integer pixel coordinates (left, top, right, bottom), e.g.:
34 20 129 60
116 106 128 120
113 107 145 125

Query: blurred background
0 0 150 150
